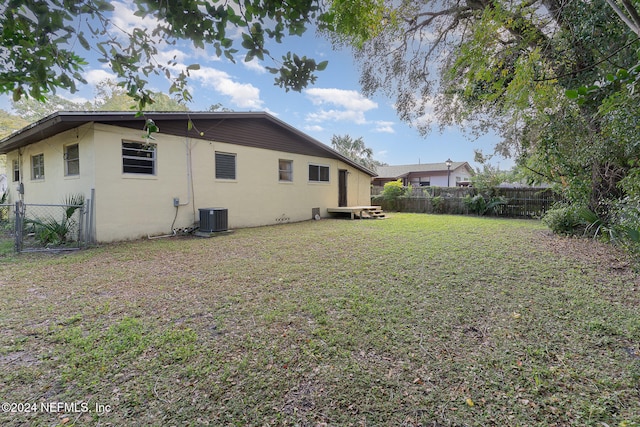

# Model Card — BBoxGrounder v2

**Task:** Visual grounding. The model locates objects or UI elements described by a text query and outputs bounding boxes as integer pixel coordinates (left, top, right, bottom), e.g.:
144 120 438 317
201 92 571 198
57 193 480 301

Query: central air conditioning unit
199 208 228 232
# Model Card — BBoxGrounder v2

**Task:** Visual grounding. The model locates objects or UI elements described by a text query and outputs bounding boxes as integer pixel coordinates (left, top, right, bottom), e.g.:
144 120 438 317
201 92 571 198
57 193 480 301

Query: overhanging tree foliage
328 0 640 221
9 80 188 123
0 0 329 108
330 134 384 171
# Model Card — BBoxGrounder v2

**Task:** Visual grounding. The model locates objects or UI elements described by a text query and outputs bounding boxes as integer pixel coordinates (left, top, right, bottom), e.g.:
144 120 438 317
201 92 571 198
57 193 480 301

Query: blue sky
1 1 513 169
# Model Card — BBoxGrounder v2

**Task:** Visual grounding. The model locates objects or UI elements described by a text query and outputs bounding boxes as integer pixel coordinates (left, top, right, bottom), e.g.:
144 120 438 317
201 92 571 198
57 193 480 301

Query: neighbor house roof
375 162 472 178
0 111 377 176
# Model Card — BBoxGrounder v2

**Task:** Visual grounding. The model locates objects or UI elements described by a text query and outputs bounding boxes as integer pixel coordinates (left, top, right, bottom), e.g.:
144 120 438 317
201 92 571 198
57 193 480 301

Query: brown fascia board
0 111 377 176
0 111 138 153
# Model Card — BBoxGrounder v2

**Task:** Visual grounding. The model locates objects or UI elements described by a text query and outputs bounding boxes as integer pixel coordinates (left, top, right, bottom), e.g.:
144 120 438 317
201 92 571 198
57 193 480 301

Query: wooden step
356 208 386 219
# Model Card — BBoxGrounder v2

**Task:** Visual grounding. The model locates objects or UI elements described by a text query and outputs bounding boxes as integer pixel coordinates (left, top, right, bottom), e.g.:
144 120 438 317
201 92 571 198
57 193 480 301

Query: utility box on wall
199 208 228 232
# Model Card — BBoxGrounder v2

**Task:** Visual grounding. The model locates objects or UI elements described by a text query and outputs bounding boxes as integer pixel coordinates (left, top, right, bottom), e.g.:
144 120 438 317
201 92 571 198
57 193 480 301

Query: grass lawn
1 213 639 426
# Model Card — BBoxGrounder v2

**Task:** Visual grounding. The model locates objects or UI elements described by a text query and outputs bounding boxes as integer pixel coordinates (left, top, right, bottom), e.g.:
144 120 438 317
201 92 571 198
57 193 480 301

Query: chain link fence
1 202 91 253
0 203 14 253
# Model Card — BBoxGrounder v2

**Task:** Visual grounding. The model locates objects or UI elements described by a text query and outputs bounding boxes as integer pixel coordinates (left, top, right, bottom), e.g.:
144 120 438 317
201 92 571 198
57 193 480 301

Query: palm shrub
464 194 486 215
27 194 84 246
464 194 508 216
0 190 8 223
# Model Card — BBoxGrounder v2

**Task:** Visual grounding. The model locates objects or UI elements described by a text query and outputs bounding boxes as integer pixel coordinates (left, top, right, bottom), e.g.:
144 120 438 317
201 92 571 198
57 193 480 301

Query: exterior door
338 169 348 207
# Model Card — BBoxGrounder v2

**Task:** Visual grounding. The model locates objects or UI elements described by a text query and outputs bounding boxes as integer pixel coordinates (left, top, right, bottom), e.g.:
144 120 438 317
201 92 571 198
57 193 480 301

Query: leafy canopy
330 134 385 171
0 0 332 109
329 0 640 218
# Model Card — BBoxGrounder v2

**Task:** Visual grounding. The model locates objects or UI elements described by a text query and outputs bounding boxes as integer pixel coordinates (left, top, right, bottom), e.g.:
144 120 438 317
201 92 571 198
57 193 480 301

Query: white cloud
305 88 377 111
191 67 263 109
373 121 395 134
111 1 156 38
304 124 324 132
306 109 368 125
241 58 267 74
65 96 90 105
303 88 378 128
156 49 189 66
84 69 116 86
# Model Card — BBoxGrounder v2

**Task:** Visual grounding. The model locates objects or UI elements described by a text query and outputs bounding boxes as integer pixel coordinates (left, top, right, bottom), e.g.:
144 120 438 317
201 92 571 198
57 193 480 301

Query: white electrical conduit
148 133 198 240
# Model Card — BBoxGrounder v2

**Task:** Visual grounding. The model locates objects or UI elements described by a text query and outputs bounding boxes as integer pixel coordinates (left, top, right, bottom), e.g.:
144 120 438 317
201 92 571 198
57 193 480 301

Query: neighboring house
373 162 474 187
0 111 376 242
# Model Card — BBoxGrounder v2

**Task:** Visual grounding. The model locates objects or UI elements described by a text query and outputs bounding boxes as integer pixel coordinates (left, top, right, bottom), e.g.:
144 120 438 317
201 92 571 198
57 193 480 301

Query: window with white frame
122 141 156 175
279 159 293 182
64 143 80 176
31 154 44 180
12 159 19 182
308 164 329 182
215 152 236 180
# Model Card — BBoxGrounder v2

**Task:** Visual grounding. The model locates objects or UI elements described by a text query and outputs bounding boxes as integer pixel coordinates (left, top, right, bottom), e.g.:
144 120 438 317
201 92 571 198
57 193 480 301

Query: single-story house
0 111 376 242
372 162 474 187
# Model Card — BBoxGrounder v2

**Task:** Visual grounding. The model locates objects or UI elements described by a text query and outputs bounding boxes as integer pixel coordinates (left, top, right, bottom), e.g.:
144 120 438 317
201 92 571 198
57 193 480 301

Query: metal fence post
14 201 23 253
78 204 85 248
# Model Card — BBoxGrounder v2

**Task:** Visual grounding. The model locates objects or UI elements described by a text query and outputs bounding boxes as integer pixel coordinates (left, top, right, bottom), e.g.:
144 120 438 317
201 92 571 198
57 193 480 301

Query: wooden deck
327 206 385 220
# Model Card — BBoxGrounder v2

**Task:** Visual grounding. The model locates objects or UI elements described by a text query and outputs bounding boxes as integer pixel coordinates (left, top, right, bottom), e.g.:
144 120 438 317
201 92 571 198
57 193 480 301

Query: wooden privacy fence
371 186 560 218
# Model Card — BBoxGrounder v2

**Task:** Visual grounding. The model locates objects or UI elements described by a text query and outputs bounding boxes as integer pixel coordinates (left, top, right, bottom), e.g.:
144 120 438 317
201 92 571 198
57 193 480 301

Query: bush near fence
371 186 559 218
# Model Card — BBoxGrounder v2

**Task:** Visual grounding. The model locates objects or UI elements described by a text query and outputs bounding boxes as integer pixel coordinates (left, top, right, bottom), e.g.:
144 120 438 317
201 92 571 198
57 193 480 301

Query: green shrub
431 196 445 213
542 204 584 235
382 180 405 210
609 197 640 256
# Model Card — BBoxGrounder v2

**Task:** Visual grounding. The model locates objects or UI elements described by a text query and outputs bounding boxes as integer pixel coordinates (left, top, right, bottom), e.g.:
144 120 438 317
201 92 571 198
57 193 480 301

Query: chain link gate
12 201 87 252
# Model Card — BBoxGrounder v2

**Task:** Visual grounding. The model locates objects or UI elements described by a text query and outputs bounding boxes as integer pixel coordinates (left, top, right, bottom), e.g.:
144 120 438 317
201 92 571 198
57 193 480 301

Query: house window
215 152 236 180
308 164 329 182
122 141 156 175
12 159 19 182
31 154 44 180
64 144 80 176
419 180 430 186
279 159 293 182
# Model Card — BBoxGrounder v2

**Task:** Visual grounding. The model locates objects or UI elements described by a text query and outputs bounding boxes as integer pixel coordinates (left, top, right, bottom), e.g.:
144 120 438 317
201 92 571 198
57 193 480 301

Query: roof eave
0 111 378 177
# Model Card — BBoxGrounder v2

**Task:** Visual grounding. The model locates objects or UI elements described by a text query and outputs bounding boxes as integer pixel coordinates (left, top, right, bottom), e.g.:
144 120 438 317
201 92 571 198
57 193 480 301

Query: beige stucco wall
91 124 371 242
4 124 96 206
